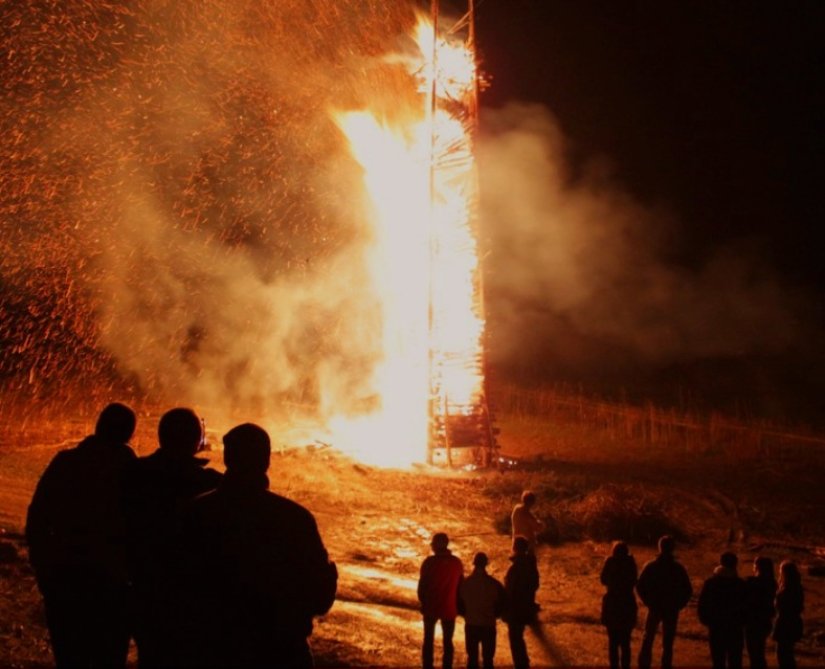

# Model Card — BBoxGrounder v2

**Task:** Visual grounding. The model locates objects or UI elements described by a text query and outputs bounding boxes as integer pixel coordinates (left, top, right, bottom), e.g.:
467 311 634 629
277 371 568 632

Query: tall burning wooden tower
426 0 497 466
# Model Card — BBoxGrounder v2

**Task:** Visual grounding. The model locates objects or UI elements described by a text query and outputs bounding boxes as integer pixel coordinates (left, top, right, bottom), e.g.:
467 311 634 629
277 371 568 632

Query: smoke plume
478 103 811 381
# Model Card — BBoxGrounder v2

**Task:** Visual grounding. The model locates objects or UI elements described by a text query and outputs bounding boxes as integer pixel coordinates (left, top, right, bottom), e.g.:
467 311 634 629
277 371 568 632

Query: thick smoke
0 0 414 422
478 103 811 382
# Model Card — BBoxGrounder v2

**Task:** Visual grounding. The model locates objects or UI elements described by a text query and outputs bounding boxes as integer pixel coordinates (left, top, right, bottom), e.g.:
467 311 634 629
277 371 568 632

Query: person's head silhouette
95 403 136 444
779 560 801 589
223 423 270 474
512 536 530 556
658 535 675 557
430 532 450 554
753 556 774 579
611 540 629 558
158 408 203 457
720 551 738 571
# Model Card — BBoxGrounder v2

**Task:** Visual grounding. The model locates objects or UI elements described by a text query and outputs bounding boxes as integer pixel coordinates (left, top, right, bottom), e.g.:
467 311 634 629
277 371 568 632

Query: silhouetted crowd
25 404 806 669
420 494 806 669
26 403 336 668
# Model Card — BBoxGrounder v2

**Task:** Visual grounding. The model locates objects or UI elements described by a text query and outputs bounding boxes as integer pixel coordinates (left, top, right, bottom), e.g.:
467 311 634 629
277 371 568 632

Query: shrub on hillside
569 484 686 545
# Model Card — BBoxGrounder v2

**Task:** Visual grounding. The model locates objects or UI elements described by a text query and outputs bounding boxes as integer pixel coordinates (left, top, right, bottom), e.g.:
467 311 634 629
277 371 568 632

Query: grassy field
1 391 824 666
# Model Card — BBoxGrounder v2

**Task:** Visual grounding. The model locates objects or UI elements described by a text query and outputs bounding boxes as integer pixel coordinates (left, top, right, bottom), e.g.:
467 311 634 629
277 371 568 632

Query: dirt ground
1 406 824 667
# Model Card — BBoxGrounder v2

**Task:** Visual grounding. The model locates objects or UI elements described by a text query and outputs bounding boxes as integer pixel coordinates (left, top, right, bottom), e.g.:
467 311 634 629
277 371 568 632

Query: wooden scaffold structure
426 0 498 467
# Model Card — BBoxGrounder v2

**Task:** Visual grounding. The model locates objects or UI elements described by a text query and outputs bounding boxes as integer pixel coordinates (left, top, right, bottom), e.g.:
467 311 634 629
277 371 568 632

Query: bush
568 484 686 545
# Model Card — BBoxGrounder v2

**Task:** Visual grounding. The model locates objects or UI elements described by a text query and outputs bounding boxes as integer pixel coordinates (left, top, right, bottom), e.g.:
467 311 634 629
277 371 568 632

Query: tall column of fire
426 0 494 466
334 2 494 467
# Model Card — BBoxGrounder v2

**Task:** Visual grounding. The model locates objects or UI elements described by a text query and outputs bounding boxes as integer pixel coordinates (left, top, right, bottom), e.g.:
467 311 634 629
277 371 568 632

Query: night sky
474 1 824 422
476 0 823 292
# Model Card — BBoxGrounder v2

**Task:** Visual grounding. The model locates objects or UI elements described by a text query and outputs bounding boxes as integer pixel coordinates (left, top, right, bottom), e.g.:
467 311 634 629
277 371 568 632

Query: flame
326 14 485 467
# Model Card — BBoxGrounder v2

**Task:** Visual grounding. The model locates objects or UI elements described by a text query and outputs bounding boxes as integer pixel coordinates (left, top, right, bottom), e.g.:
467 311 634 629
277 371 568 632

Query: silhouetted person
773 560 804 669
25 402 137 669
418 532 464 669
744 557 777 669
504 536 539 669
178 423 337 668
511 491 545 553
458 551 506 669
123 407 222 668
636 535 693 669
698 551 747 669
600 541 638 669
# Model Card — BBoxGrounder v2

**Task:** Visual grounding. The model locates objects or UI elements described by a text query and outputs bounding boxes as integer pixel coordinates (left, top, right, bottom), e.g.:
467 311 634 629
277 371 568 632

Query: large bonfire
0 1 490 467
332 8 488 466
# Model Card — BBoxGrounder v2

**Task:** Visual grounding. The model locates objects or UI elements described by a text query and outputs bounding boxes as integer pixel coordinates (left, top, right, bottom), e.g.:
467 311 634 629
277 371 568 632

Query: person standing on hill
636 535 693 669
773 560 804 669
511 491 545 553
744 557 777 669
504 536 540 669
418 532 465 669
697 551 748 669
600 540 638 669
458 551 506 669
123 407 223 668
26 403 137 669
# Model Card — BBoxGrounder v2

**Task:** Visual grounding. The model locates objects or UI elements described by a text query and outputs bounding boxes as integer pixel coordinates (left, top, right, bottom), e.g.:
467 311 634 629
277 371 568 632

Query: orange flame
329 15 484 467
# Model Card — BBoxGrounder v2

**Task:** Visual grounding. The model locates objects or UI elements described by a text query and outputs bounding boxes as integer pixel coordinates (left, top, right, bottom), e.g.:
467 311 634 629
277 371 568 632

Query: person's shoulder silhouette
124 407 222 543
25 402 137 669
177 422 336 668
123 407 223 668
27 402 137 578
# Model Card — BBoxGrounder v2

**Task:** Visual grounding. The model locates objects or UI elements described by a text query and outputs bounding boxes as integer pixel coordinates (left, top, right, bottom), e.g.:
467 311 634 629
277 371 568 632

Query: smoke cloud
478 103 811 381
0 0 415 422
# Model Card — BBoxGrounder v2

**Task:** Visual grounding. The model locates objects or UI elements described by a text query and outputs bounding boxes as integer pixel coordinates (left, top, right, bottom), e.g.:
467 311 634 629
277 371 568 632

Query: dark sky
475 0 824 293
470 1 825 422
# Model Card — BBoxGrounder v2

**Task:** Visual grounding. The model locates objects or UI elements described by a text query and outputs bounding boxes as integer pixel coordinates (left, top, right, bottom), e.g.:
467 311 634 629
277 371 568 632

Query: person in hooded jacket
636 535 693 669
26 403 137 669
178 423 337 668
123 407 222 668
698 551 748 669
773 560 804 669
600 541 638 669
744 556 777 669
418 532 465 669
504 536 539 669
458 551 506 669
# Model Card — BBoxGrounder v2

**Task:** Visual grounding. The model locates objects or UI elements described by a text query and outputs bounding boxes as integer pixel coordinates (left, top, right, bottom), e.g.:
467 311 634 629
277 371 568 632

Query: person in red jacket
418 532 465 669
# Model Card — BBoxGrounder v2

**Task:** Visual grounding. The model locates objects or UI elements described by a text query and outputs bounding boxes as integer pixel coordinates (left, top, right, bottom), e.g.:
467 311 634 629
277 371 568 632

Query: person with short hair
744 557 777 669
504 536 540 669
600 541 638 669
459 551 506 669
511 491 545 553
773 560 804 669
123 407 222 668
26 403 137 669
636 535 693 669
178 423 337 668
698 551 747 669
418 532 465 669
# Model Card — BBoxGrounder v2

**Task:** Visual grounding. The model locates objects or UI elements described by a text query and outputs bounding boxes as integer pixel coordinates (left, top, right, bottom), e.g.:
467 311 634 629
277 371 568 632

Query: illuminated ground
1 406 824 667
